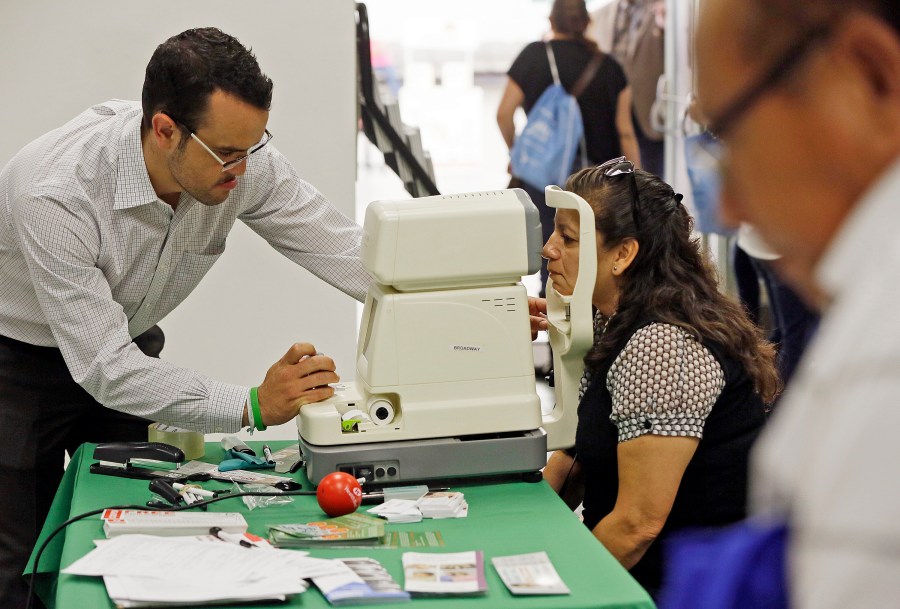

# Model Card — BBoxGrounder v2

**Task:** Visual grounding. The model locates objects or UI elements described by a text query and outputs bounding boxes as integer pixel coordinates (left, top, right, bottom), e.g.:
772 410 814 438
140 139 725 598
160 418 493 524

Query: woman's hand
528 296 548 339
543 450 584 510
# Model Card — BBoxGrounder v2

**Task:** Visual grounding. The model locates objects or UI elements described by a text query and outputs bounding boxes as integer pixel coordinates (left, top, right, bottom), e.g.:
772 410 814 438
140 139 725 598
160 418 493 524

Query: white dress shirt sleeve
239 149 371 303
11 191 246 433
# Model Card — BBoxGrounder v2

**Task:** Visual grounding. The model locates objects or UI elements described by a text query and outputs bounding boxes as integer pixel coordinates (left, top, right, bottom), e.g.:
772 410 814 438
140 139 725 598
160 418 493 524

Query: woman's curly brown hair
565 165 781 403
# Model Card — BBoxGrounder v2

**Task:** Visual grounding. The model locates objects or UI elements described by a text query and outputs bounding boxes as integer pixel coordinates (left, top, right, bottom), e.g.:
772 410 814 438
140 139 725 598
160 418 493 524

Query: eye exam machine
297 187 597 485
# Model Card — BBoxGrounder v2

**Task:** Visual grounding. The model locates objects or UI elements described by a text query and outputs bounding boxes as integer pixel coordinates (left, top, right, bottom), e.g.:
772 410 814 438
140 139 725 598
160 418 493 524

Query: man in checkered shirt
0 27 371 607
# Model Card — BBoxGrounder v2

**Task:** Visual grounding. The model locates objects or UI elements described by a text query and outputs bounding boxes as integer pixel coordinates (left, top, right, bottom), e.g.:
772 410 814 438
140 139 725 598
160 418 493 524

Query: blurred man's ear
837 13 900 110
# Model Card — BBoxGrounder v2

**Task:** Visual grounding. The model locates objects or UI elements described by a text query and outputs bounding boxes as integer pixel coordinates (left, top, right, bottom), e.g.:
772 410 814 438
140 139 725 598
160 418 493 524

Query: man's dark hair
744 0 898 63
141 27 274 134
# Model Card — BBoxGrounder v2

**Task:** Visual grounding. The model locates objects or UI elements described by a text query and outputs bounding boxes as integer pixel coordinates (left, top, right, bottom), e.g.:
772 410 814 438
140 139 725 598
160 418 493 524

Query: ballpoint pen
210 527 260 548
172 482 227 498
180 489 208 511
262 444 275 464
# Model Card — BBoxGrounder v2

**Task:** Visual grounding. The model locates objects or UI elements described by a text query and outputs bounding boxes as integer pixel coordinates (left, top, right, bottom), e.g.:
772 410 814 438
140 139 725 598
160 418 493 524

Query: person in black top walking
498 0 640 296
533 159 779 598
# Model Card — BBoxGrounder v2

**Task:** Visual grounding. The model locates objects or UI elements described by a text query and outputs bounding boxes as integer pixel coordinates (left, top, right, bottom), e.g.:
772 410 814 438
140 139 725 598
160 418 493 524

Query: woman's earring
613 266 618 272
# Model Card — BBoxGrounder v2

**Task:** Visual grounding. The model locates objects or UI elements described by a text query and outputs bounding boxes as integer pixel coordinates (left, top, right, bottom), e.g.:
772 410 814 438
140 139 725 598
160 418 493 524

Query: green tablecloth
27 441 655 609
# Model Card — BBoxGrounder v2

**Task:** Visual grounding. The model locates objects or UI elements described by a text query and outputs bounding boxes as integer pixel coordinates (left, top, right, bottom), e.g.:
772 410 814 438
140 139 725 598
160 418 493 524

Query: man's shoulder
41 100 141 177
7 100 142 209
62 100 142 141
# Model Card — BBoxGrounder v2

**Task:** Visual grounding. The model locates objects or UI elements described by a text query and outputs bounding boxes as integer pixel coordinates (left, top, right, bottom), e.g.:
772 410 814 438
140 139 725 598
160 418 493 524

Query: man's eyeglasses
598 156 642 231
164 113 273 172
705 24 831 139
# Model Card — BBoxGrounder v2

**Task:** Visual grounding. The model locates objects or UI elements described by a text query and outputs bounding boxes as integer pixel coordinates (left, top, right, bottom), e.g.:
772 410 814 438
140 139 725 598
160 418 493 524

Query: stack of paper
62 534 346 607
101 509 247 538
402 550 487 596
416 491 468 519
268 513 385 548
312 557 410 605
367 499 423 523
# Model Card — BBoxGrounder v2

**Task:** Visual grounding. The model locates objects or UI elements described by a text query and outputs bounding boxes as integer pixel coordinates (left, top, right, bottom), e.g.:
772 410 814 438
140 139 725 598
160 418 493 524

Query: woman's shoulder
624 320 691 342
516 40 548 58
508 41 549 77
616 322 718 369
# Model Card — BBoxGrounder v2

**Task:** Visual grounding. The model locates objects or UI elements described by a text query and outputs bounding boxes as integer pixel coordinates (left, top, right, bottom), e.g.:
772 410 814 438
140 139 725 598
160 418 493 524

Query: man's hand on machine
252 343 340 427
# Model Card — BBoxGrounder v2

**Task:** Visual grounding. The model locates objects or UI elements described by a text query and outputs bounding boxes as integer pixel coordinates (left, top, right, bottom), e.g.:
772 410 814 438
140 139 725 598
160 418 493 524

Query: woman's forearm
543 450 584 510
592 509 661 569
497 114 516 151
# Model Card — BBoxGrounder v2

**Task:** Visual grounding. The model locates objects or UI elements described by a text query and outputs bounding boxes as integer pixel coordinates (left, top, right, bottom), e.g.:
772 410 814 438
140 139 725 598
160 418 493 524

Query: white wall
0 0 360 441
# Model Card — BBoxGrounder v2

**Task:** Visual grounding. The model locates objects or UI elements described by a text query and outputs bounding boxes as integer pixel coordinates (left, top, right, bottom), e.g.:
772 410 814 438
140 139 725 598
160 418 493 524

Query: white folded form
63 534 348 606
367 499 423 523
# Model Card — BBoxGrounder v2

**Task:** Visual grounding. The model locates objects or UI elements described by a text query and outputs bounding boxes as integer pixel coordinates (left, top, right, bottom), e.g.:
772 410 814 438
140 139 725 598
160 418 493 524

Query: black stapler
90 441 186 481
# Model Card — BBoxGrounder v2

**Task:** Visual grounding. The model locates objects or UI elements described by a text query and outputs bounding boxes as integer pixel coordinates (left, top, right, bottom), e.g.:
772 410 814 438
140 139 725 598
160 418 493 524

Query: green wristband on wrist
249 386 266 431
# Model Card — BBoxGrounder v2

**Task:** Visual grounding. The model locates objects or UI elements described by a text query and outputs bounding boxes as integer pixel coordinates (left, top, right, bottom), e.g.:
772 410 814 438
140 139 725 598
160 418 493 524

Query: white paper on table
368 499 423 523
64 534 347 581
103 574 306 604
491 551 570 595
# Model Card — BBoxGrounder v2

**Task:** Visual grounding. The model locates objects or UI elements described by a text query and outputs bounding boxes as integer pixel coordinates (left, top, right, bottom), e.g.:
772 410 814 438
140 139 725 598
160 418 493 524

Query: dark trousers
733 244 762 326
0 327 163 609
733 244 819 392
747 257 819 390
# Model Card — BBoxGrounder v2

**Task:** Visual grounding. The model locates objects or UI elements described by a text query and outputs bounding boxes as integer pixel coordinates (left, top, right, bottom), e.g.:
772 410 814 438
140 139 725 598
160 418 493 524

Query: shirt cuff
206 382 252 434
617 415 706 443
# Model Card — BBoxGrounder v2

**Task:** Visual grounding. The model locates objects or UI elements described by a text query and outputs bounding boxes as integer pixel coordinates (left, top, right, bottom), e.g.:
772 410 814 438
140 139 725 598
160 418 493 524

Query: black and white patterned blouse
608 322 725 442
576 312 726 443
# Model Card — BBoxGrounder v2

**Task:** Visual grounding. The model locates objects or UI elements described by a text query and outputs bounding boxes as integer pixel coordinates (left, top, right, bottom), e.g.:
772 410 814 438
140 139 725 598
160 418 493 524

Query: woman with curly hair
536 158 779 597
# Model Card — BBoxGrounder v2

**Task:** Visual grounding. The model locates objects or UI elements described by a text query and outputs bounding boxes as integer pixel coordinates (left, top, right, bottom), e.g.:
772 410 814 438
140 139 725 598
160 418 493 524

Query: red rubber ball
316 472 363 517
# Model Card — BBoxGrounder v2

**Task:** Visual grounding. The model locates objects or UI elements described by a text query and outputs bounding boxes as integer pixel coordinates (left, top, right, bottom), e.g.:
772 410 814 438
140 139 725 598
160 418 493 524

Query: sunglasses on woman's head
597 156 642 231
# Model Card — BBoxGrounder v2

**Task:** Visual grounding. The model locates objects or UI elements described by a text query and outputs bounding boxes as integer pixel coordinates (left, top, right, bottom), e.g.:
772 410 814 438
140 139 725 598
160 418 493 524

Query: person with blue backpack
497 0 641 297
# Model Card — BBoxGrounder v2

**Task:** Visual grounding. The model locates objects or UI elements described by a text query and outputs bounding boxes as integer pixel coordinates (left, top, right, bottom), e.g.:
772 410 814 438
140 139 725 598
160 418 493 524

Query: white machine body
296 188 595 483
298 190 543 446
299 281 542 444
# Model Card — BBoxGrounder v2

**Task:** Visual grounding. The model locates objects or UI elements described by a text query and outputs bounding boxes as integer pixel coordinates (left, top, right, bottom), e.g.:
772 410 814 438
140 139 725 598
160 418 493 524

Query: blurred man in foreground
693 0 900 606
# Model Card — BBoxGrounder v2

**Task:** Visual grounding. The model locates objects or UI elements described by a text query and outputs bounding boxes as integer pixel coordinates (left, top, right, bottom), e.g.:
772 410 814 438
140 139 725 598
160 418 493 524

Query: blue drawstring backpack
510 43 598 190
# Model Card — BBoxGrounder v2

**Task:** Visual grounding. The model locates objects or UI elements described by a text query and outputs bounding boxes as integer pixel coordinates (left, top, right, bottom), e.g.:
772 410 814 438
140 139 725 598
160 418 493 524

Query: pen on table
262 444 275 464
171 482 226 498
180 489 208 511
210 527 255 548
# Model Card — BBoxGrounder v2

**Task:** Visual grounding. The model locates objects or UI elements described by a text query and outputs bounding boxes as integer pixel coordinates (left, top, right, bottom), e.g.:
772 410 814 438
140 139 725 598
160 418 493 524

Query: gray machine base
299 429 547 486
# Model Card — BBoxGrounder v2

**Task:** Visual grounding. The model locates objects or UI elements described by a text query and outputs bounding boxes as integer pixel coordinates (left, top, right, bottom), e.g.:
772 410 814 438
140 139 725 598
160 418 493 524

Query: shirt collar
114 113 161 210
816 156 900 303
